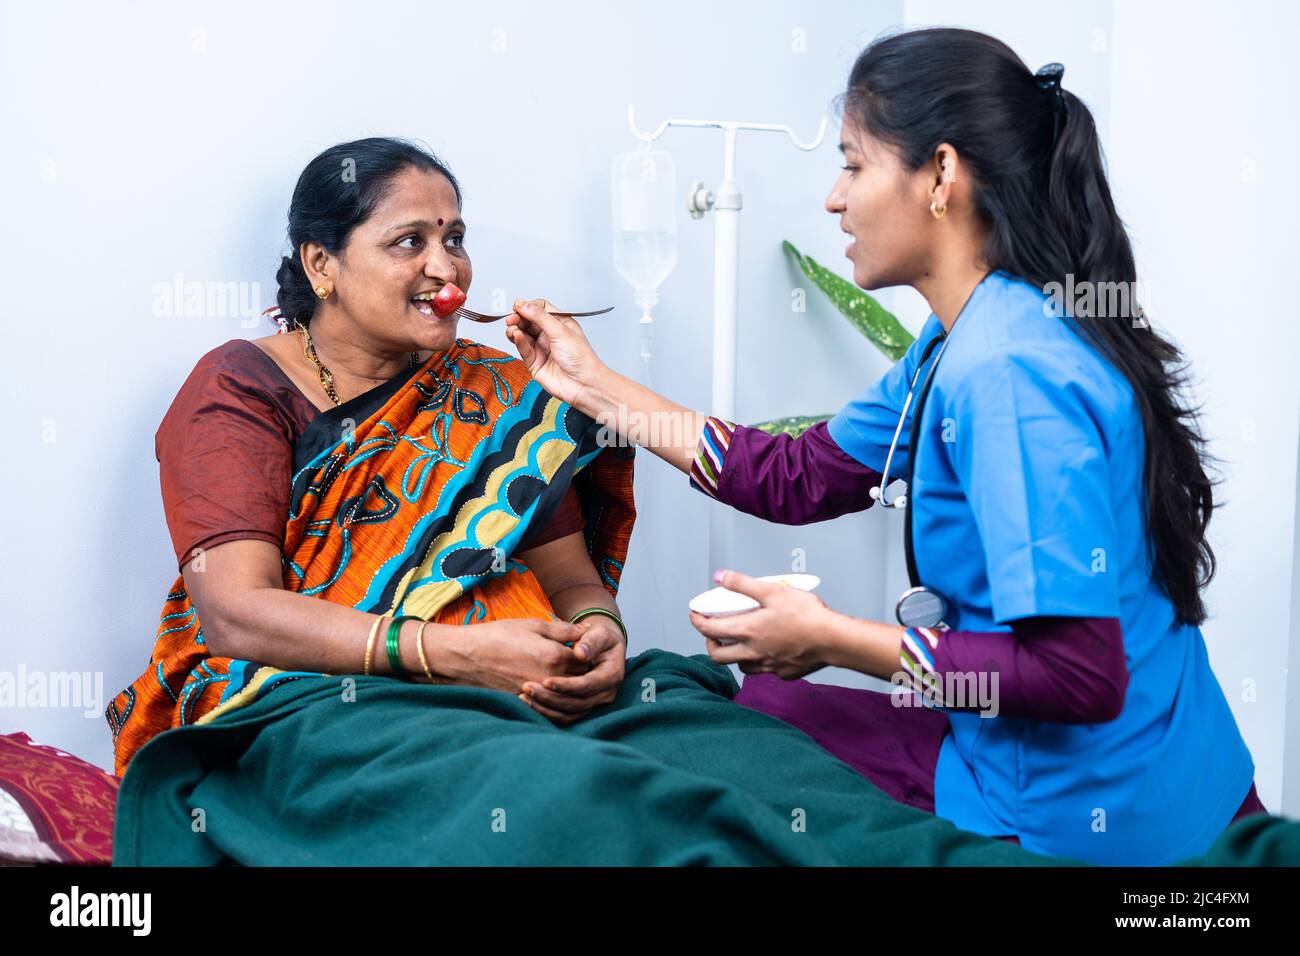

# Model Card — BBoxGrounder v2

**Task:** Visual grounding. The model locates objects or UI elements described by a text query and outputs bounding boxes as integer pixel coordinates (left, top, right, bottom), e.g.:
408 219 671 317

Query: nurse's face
825 119 934 291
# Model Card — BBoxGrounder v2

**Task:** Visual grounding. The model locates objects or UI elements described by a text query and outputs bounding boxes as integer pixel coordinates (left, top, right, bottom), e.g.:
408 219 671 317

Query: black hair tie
1035 62 1067 147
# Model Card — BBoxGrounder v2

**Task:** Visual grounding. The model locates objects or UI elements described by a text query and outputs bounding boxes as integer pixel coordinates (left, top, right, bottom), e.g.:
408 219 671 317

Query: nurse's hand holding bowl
507 27 1265 864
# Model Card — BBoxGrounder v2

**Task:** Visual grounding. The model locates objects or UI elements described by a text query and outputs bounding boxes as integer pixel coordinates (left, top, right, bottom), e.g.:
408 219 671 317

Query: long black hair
839 27 1217 626
275 137 462 326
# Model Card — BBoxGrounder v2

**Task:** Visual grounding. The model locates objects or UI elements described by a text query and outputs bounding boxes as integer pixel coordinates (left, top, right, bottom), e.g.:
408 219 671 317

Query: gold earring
315 285 331 300
930 198 947 220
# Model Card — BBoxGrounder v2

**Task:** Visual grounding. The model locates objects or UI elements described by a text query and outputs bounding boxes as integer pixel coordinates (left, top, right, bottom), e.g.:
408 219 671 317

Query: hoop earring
930 198 947 220
315 285 331 300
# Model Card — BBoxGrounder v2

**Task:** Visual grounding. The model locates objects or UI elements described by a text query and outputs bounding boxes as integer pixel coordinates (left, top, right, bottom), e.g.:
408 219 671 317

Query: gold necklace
294 320 419 406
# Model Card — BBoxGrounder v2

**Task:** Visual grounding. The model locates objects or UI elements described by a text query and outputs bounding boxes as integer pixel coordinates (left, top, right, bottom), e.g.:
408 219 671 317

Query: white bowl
688 573 821 618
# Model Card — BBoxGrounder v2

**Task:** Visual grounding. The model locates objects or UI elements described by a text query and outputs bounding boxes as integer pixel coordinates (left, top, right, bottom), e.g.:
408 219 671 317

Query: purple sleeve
688 418 883 524
899 616 1129 723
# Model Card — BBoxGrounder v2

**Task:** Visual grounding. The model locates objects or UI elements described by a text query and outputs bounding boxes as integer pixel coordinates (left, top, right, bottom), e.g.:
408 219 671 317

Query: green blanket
111 649 1298 866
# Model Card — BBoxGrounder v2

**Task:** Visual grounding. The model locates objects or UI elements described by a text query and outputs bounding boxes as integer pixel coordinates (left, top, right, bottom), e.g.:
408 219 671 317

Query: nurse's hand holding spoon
504 299 606 412
506 298 713 475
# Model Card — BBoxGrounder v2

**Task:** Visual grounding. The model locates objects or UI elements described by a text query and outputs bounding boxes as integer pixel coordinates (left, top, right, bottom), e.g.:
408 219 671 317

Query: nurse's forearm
688 421 883 523
819 609 909 681
577 365 709 475
910 616 1129 723
819 608 1131 723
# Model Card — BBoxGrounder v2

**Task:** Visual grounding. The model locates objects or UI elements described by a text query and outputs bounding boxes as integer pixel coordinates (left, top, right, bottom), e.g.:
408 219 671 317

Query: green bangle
569 607 627 642
387 616 419 678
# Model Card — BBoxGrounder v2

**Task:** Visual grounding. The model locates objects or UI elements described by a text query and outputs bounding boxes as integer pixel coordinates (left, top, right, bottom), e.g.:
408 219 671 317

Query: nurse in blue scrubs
503 26 1262 864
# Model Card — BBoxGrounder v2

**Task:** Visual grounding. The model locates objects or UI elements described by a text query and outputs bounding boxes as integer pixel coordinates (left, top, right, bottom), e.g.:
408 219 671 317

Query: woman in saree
103 135 1286 868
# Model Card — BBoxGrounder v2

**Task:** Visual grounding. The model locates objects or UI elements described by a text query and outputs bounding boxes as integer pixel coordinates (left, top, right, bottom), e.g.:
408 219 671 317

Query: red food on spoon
431 282 467 318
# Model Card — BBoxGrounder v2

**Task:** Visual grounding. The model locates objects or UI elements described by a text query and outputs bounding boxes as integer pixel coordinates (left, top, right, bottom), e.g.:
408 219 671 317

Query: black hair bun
275 254 317 326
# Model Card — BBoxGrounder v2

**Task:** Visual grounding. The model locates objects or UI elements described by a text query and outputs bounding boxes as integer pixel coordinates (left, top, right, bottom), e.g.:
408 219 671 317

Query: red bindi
437 218 444 226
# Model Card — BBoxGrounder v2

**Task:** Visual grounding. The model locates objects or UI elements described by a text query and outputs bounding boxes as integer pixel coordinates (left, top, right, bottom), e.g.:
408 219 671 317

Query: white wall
0 0 905 771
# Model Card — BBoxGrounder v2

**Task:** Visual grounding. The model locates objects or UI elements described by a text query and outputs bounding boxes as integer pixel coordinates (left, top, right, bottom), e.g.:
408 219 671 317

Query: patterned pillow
0 732 117 865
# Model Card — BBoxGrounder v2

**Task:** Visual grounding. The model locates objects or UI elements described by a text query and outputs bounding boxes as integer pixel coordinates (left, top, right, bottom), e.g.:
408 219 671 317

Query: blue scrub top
827 269 1254 865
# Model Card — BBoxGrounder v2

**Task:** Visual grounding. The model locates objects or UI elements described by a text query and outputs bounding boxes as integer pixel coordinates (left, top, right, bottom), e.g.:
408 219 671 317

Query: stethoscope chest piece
895 585 952 629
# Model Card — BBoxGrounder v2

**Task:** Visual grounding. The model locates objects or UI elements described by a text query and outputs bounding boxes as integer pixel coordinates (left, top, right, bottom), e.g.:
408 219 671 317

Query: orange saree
105 338 635 777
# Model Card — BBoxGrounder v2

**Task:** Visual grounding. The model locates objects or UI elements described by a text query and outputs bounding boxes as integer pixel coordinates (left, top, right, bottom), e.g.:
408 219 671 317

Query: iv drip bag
612 146 677 326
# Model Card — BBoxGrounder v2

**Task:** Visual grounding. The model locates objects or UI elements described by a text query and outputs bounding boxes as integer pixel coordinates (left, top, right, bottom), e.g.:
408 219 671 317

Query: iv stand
627 105 827 579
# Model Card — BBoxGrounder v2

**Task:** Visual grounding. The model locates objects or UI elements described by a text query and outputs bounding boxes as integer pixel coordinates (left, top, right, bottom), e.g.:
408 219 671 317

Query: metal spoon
454 306 615 323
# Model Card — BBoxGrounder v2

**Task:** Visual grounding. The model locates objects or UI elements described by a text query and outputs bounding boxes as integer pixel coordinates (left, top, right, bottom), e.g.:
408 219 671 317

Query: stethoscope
867 330 957 629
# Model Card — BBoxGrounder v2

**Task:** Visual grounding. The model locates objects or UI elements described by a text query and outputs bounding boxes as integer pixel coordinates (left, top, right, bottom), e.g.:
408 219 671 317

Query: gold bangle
365 615 388 676
415 620 435 681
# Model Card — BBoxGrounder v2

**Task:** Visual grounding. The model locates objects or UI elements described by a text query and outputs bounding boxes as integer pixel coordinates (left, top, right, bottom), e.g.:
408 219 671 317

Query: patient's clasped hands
521 618 627 727
426 617 626 728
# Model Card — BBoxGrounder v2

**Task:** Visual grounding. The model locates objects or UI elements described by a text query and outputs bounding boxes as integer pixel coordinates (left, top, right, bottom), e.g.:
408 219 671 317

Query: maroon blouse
155 339 583 573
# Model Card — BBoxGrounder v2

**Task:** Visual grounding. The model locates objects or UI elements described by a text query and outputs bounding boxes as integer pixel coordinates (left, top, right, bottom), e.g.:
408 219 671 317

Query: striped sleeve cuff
689 417 738 499
900 626 947 708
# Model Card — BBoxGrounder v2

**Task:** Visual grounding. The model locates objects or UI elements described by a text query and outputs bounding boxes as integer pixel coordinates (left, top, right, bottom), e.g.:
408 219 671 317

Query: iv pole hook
627 104 827 151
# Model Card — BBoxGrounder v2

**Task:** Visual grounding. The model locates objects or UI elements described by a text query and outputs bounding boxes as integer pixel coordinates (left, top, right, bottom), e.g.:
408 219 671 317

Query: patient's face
824 119 931 292
332 165 471 355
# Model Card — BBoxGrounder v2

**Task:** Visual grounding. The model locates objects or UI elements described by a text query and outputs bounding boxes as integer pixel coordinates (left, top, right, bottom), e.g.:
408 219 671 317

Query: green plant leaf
783 239 914 362
749 414 832 438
